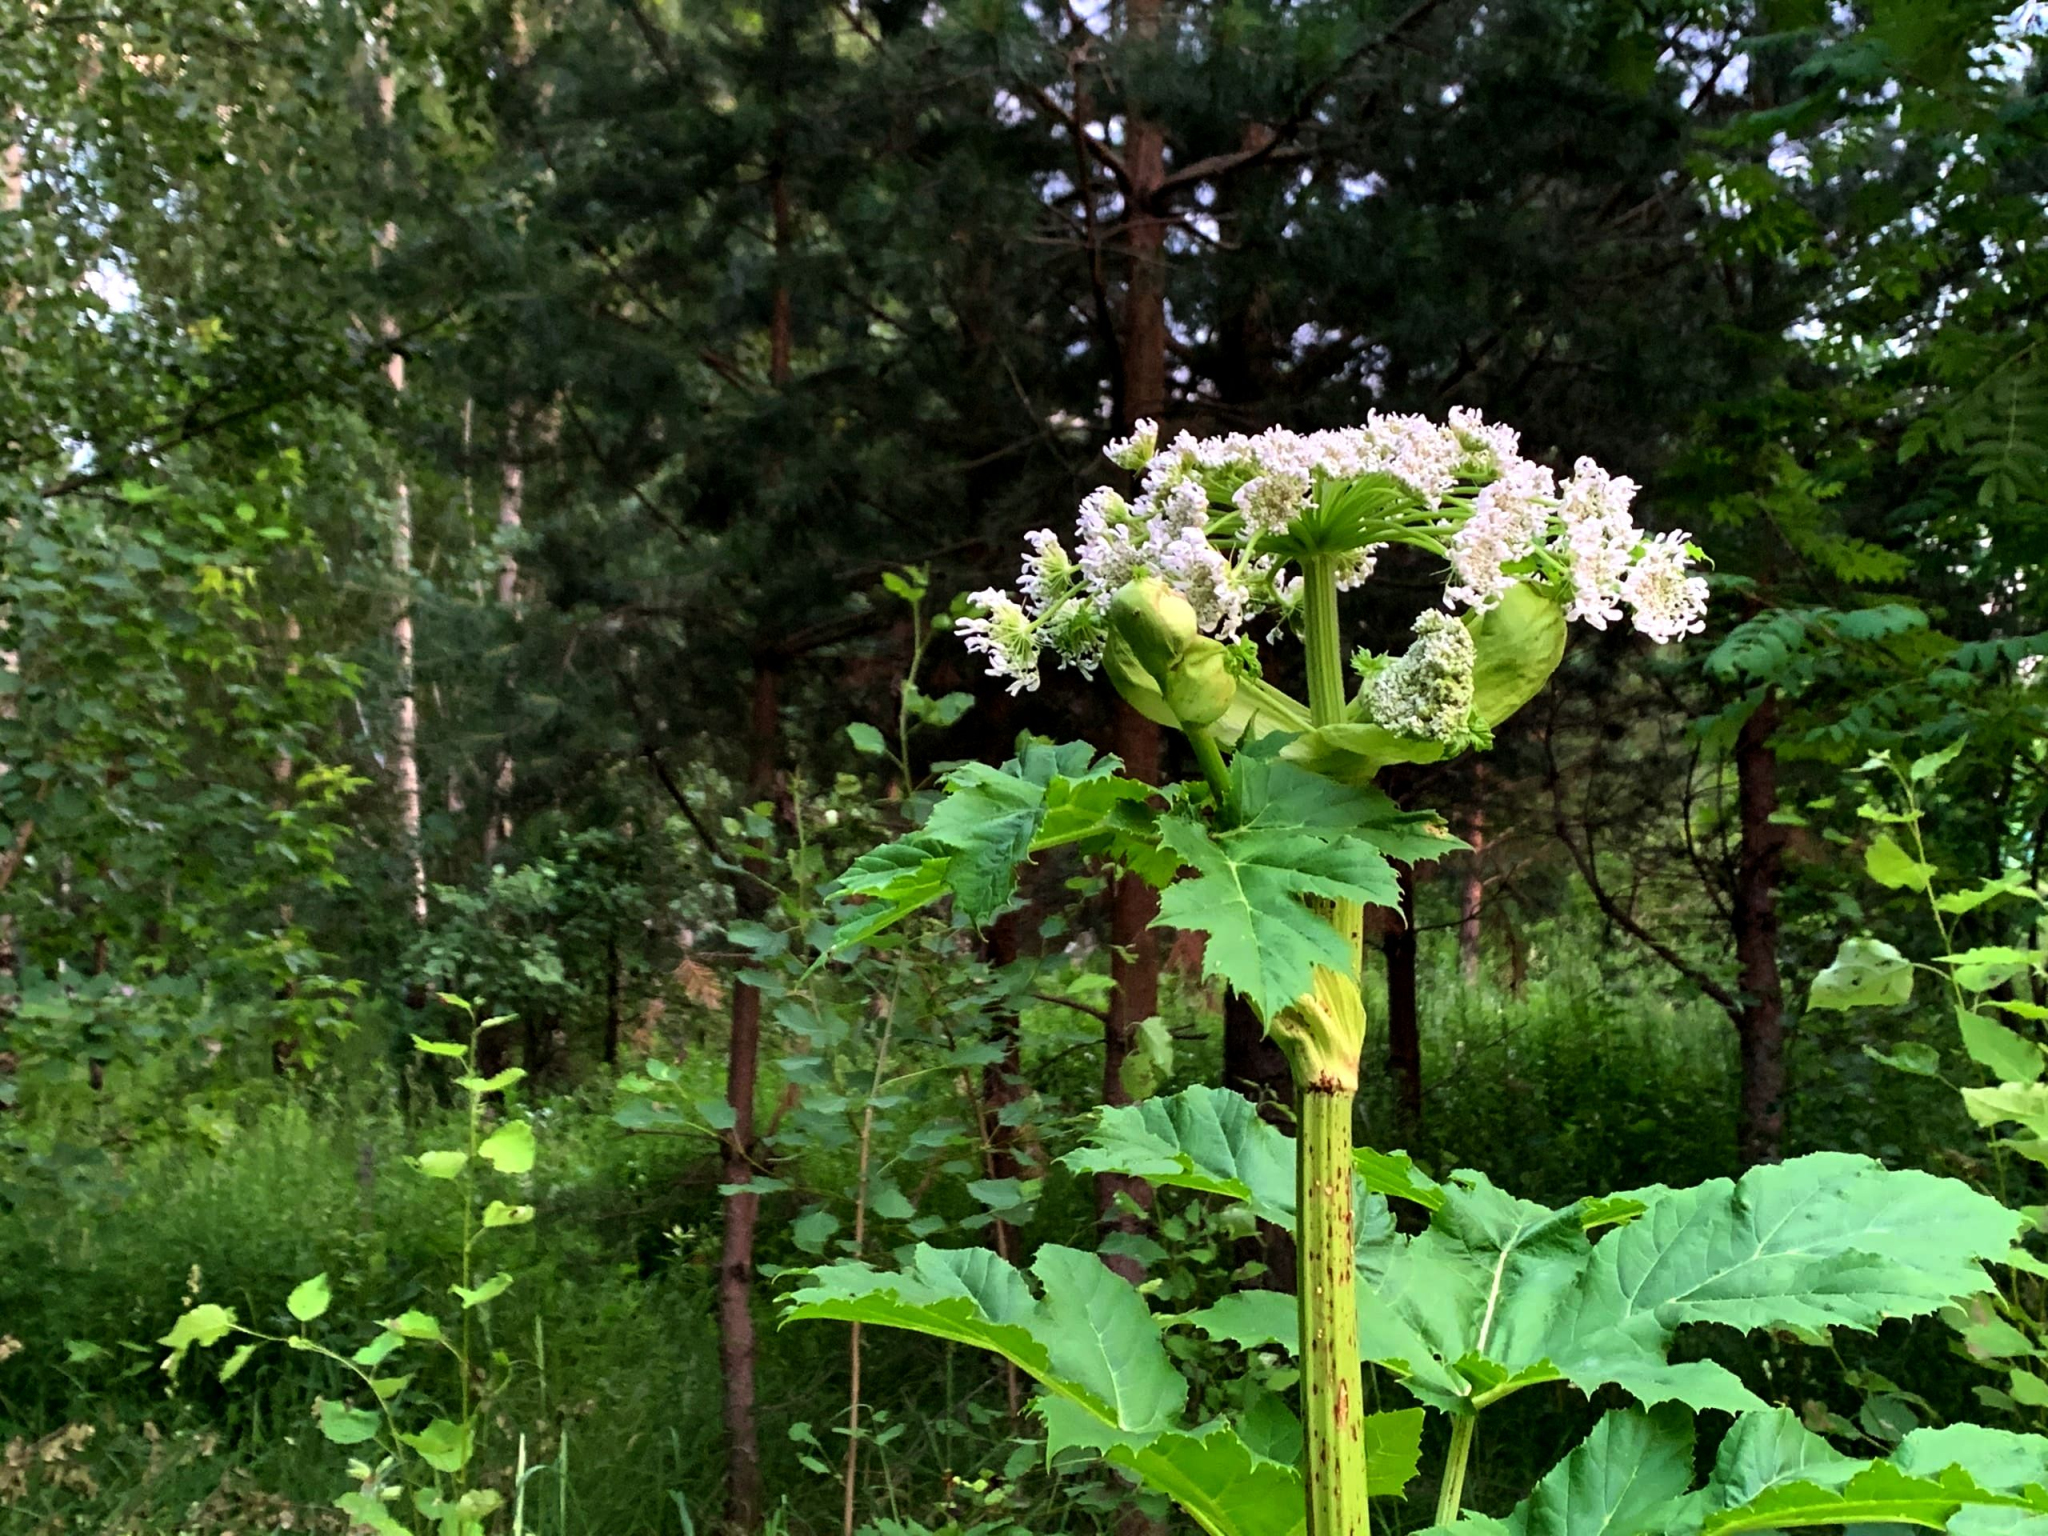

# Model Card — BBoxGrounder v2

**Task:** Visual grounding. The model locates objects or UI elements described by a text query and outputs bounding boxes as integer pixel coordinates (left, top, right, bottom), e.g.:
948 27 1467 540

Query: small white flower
1076 488 1146 605
1018 529 1075 612
1622 531 1709 643
957 589 1042 694
1333 544 1386 592
1105 418 1159 470
1150 480 1211 532
1232 469 1312 537
1152 524 1249 637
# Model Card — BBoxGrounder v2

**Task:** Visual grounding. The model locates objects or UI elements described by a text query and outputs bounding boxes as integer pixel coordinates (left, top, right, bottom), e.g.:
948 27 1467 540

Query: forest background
3 0 2047 1532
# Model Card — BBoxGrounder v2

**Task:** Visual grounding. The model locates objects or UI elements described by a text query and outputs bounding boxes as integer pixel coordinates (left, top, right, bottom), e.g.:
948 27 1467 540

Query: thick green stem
1301 555 1347 729
1436 1415 1477 1527
1299 1082 1368 1536
1289 553 1369 1536
1186 723 1231 802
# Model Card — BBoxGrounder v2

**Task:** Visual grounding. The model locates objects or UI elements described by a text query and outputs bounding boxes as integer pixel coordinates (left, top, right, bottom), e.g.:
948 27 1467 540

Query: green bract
1468 582 1569 729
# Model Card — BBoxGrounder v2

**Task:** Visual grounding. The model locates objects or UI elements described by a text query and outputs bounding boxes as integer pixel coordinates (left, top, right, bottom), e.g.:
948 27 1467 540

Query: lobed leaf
783 1243 1184 1432
1433 1407 2048 1536
827 741 1151 942
1062 1086 1298 1227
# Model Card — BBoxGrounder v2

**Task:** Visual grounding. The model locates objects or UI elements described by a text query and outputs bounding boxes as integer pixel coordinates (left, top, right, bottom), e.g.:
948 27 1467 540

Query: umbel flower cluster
960 411 1709 707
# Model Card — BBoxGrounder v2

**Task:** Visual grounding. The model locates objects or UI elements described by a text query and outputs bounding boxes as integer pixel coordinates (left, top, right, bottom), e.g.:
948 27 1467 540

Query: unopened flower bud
1107 577 1200 690
1163 637 1237 728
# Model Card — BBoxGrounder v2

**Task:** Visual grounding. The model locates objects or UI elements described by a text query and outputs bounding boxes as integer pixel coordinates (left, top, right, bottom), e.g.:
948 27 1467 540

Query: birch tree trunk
375 43 425 926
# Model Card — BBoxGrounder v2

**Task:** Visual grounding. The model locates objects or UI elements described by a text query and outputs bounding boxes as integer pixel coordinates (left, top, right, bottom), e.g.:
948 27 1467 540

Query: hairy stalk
1288 553 1369 1535
1436 1414 1476 1526
1298 1074 1367 1536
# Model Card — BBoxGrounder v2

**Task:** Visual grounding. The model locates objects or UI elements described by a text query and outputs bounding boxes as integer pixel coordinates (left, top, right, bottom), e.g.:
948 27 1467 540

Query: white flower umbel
1444 460 1552 611
1622 530 1710 642
1105 418 1159 471
1556 458 1641 630
959 410 1708 693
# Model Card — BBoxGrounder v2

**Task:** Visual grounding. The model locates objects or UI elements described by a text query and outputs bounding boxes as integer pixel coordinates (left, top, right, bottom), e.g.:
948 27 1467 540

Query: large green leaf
1423 1406 1696 1536
1041 1398 1308 1536
1154 746 1453 1018
1809 936 1915 1009
1041 1382 1424 1536
1513 1152 2020 1413
828 741 1151 941
1437 1408 2048 1536
783 1243 1183 1433
1700 1461 2028 1534
1694 1406 1860 1512
1153 814 1395 1020
1070 1089 2017 1416
1365 1169 1596 1408
1680 1412 2048 1534
791 1235 1423 1536
1062 1085 1298 1227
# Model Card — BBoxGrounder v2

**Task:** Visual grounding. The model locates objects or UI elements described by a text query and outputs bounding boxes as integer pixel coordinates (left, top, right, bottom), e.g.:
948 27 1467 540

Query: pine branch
1154 0 1450 198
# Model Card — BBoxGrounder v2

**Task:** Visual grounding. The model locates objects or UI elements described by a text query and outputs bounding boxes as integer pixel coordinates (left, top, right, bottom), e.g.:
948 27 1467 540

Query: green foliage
784 1235 1426 1536
829 740 1152 942
793 1085 2029 1536
1430 1405 2048 1536
150 1000 541 1536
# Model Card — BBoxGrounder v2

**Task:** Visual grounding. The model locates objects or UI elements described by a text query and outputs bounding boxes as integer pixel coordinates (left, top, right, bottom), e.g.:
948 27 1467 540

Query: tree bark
484 412 523 865
1732 689 1788 1167
1099 701 1161 1284
718 661 780 1533
1383 866 1423 1144
1096 0 1169 1289
374 43 425 927
1458 800 1485 986
1223 989 1292 1118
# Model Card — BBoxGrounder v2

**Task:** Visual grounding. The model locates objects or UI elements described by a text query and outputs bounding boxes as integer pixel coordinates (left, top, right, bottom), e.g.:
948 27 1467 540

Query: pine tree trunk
719 661 780 1533
1733 689 1787 1166
1458 801 1485 985
1096 0 1169 1292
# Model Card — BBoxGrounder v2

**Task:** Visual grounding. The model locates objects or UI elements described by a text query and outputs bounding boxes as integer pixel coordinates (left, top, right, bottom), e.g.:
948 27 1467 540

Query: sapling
156 997 540 1536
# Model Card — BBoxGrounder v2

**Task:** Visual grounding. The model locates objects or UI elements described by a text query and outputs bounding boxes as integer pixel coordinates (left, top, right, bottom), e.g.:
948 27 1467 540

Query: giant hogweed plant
784 415 2048 1536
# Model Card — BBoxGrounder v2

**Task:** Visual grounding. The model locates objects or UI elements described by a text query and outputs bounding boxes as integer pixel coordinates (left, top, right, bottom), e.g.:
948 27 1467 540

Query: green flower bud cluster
1354 611 1485 747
